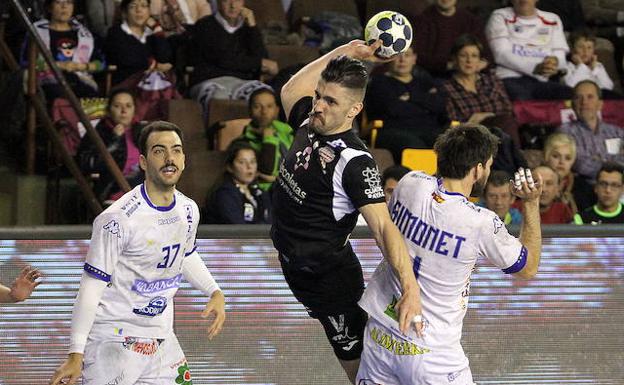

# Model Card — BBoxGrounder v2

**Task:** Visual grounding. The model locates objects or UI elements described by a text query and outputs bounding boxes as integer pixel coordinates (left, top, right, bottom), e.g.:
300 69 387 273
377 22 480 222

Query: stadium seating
401 148 437 174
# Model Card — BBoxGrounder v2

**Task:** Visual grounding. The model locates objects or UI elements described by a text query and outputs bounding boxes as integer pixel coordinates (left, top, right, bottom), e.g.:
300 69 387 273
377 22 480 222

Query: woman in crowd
206 141 271 224
105 0 173 86
77 89 144 203
442 34 520 144
543 132 596 214
23 0 105 100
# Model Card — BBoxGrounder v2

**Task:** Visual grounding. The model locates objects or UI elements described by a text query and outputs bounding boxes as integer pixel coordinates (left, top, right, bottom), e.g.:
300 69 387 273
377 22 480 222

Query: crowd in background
0 0 622 224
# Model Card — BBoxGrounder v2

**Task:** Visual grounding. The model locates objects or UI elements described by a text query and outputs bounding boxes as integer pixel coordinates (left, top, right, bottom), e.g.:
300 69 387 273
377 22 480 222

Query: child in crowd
564 30 614 93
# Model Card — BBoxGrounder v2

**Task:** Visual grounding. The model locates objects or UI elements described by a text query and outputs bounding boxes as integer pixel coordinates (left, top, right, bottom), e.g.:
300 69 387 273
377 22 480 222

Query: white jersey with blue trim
359 172 526 350
84 183 200 339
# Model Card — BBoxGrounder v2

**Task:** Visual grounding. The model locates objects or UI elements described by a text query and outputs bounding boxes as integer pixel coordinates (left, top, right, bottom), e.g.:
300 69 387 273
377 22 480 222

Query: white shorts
356 318 476 385
82 332 192 385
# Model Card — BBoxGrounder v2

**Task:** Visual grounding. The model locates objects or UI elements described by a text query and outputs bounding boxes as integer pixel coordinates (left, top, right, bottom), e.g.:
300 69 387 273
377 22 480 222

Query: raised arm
281 40 382 119
511 168 543 279
359 202 422 335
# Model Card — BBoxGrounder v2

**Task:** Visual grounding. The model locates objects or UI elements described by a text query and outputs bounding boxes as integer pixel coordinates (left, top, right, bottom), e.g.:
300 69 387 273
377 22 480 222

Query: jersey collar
140 183 176 212
436 178 467 199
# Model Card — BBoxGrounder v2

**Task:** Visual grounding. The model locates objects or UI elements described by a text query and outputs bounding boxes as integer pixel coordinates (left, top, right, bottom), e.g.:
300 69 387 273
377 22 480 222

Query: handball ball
364 11 413 58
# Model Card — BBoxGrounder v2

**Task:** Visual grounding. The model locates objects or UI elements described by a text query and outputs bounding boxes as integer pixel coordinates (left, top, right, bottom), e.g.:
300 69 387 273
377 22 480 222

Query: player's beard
470 174 488 197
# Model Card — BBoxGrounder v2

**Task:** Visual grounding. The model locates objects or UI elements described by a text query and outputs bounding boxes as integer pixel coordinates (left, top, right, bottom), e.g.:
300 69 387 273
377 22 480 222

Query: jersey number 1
157 243 180 269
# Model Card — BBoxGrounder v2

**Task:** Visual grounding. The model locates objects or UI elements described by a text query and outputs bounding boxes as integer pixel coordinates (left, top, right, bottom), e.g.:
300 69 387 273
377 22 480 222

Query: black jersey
576 204 624 224
271 97 385 271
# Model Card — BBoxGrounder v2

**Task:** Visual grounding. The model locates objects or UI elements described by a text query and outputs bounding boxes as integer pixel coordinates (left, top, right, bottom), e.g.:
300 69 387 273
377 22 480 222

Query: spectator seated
564 29 620 98
204 141 271 224
413 0 491 80
233 88 293 191
574 162 624 224
480 170 523 226
22 0 105 100
485 1 573 100
77 89 144 203
543 132 596 214
188 0 277 114
557 80 624 184
365 46 448 163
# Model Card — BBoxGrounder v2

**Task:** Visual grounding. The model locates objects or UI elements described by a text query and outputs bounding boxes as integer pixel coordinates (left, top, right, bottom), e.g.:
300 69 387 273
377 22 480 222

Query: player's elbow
515 257 540 279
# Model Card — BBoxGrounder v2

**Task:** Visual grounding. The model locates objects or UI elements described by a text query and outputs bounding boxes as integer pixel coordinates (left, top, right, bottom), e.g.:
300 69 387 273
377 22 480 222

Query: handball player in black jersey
271 40 423 384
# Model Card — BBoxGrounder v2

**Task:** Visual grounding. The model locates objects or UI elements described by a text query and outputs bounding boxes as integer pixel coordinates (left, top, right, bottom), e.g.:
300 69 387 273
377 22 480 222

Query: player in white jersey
357 124 543 385
49 121 225 385
485 0 572 100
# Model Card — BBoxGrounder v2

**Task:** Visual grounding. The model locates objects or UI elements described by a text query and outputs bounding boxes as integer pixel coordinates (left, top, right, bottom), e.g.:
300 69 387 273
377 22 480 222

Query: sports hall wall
0 225 622 384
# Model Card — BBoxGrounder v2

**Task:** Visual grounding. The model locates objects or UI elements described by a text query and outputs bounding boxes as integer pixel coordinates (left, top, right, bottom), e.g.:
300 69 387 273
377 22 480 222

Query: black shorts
279 249 367 360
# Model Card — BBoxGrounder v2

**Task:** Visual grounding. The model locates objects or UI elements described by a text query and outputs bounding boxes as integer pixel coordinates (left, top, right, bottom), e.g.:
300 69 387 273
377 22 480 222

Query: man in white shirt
357 124 543 385
49 121 225 385
486 0 573 100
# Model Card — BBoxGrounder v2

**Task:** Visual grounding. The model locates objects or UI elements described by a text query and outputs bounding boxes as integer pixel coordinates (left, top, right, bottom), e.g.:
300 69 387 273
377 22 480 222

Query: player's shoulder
490 7 514 20
463 201 507 235
397 171 437 189
97 186 144 222
536 9 563 25
332 134 373 163
175 190 200 214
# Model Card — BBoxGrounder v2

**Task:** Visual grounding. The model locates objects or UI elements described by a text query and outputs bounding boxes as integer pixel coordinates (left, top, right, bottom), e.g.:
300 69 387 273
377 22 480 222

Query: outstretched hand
10 266 42 302
202 290 225 340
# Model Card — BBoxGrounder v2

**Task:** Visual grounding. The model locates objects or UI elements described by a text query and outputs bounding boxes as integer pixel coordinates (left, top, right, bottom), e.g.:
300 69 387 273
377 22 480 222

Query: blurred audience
85 0 119 38
150 0 211 35
236 88 293 191
531 165 574 224
366 46 448 163
538 0 586 32
77 89 144 202
543 132 596 214
188 0 277 112
486 0 573 100
23 0 104 100
105 0 173 86
205 141 271 224
481 170 522 226
557 80 624 183
574 162 624 224
381 165 411 203
564 30 615 94
413 0 491 79
581 0 624 80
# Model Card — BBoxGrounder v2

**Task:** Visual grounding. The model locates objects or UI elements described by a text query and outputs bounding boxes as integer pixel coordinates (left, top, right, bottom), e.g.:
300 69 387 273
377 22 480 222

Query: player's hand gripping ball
364 11 413 59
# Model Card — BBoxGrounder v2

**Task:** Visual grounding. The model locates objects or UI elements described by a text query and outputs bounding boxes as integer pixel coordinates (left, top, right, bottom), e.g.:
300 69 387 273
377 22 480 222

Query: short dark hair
450 34 484 59
107 88 135 112
248 87 277 111
225 140 256 167
44 0 75 18
321 55 368 98
485 170 512 193
574 79 603 100
597 161 624 181
382 165 411 186
569 29 596 47
434 124 499 179
120 0 151 13
138 121 184 155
